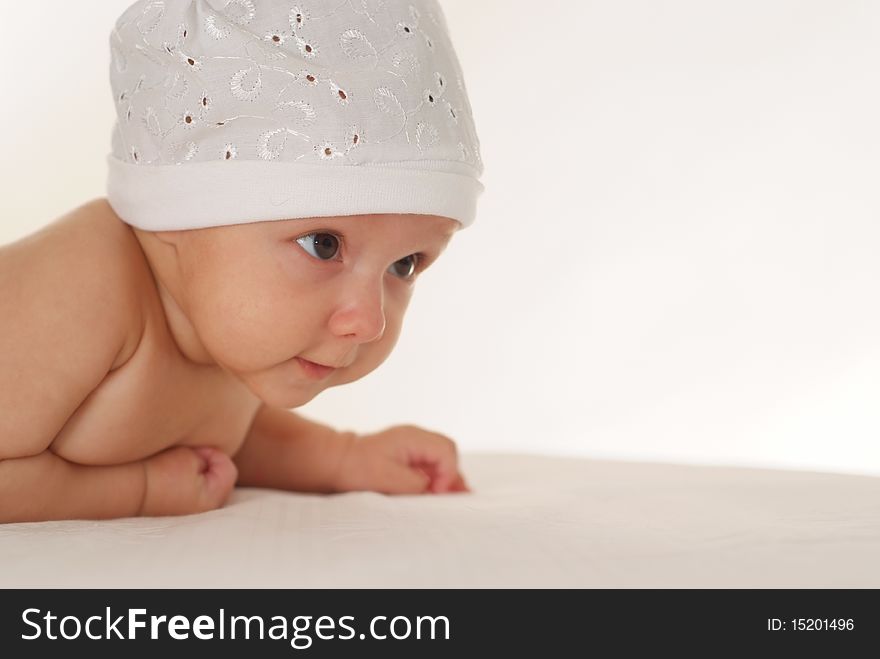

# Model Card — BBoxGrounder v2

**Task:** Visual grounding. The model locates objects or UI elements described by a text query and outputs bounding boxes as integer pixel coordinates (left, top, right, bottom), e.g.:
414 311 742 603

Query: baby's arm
0 445 237 523
0 450 146 522
232 403 469 495
232 402 355 493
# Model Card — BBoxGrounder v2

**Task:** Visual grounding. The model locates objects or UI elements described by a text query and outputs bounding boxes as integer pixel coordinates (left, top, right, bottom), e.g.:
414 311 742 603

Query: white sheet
2 453 878 587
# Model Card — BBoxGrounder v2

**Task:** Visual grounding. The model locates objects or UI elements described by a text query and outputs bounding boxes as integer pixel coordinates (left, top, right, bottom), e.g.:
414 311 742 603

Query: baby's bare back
0 199 259 521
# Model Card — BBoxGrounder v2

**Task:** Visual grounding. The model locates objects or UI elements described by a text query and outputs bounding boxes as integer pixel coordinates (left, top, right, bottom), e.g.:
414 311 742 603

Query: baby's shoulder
0 198 150 457
70 198 151 369
2 198 148 369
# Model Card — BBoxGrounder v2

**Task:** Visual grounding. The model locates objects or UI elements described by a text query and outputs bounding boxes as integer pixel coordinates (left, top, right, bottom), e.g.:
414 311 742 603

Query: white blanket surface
2 453 878 588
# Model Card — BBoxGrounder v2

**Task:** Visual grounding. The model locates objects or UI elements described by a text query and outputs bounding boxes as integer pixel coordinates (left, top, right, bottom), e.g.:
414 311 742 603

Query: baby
0 0 483 523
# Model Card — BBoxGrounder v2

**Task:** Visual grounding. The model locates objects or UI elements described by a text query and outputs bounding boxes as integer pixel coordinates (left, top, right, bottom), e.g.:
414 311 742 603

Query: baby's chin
260 388 320 409
239 375 320 409
231 364 343 409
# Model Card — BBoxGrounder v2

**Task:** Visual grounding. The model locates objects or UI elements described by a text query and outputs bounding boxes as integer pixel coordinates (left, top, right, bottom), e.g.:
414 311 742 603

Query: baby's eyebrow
413 233 453 253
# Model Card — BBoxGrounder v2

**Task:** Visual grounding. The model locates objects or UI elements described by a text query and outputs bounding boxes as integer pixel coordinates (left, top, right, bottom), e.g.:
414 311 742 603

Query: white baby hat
106 0 484 230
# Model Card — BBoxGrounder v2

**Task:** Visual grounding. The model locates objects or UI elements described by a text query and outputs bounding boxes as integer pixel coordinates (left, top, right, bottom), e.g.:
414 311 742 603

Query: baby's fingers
428 469 471 494
405 434 467 494
380 461 431 494
448 473 471 493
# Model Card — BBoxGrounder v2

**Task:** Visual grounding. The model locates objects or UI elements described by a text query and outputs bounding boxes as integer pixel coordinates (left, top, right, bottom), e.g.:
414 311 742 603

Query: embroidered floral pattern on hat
315 140 342 160
223 0 255 26
230 67 262 101
289 5 309 30
204 14 231 40
136 1 164 35
346 124 363 151
221 143 237 160
142 106 162 136
110 0 481 169
340 29 377 60
107 0 484 230
257 128 288 160
274 97 317 125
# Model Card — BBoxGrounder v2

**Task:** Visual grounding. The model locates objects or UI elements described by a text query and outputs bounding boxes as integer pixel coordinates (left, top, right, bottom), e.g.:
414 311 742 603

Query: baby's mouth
295 357 337 380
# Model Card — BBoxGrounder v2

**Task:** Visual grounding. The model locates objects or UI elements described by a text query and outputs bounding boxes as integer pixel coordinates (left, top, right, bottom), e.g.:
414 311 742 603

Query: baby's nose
328 292 386 344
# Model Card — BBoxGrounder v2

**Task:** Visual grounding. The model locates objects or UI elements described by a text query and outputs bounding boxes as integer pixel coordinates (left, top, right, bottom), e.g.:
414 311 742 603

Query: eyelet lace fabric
109 0 482 177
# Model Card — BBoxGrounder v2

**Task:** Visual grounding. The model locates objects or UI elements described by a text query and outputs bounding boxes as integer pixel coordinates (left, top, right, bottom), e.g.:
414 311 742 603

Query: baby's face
157 214 458 407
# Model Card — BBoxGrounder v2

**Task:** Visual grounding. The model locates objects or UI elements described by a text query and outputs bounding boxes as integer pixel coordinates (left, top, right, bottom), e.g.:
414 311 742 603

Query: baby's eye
296 233 340 260
388 254 419 280
295 233 420 280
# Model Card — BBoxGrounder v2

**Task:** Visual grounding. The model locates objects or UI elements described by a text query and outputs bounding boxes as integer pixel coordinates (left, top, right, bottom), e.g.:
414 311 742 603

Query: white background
1 1 878 476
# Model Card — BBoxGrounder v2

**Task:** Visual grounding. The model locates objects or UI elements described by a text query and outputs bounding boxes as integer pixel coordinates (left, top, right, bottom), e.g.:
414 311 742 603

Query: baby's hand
140 446 238 517
334 425 471 495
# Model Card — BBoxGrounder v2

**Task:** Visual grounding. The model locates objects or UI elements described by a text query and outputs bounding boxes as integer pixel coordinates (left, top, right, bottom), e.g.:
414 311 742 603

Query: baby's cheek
349 341 396 383
193 298 283 370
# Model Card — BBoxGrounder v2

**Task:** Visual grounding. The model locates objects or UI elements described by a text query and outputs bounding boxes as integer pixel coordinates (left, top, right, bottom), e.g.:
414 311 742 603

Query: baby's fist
140 445 237 517
335 425 471 495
